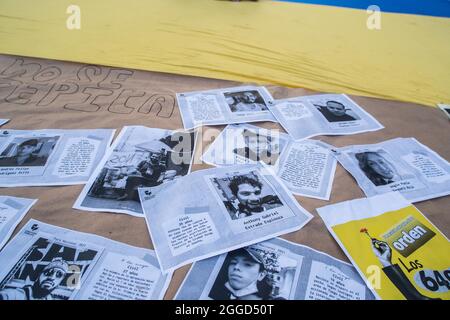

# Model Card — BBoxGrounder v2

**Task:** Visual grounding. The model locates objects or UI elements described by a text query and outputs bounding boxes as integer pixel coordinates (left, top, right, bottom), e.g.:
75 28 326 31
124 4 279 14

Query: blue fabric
278 0 450 18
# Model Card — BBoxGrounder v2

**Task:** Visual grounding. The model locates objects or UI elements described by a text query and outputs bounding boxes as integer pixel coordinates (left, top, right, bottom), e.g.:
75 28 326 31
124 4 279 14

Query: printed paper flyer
318 192 449 300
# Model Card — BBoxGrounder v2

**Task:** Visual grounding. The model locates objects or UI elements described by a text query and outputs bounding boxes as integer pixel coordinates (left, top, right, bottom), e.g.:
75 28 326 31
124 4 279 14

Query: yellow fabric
0 0 449 107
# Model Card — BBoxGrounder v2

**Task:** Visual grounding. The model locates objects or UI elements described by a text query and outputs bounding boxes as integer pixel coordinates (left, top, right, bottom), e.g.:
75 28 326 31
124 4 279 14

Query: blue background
279 1 450 18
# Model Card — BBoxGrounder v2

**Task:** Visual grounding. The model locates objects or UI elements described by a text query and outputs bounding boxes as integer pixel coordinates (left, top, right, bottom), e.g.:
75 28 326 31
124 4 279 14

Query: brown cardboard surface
0 54 449 299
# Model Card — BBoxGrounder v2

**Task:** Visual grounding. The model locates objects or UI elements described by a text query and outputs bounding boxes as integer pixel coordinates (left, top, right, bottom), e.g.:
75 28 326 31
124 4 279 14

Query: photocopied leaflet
333 137 450 202
202 123 337 200
139 162 313 273
0 219 172 300
318 192 450 300
0 129 115 187
177 86 276 129
176 237 375 300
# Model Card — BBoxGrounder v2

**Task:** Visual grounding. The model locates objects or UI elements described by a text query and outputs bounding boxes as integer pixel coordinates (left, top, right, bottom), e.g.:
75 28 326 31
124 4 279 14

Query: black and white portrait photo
206 245 297 300
312 99 360 123
0 236 99 300
354 150 402 186
232 129 281 165
0 258 70 300
0 136 59 168
211 171 283 220
224 90 268 113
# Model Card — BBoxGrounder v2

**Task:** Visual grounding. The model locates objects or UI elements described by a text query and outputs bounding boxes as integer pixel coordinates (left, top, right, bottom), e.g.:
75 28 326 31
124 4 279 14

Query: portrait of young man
313 100 359 122
224 91 268 113
207 247 288 300
355 151 402 186
209 248 270 300
226 174 282 220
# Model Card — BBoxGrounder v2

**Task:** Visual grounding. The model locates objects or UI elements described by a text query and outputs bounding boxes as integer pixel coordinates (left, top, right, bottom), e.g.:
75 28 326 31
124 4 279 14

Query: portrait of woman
355 151 401 186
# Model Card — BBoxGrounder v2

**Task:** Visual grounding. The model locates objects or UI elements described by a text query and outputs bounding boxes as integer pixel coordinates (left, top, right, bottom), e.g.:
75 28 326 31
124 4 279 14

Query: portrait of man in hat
0 258 69 300
208 246 289 300
227 174 283 219
210 247 269 300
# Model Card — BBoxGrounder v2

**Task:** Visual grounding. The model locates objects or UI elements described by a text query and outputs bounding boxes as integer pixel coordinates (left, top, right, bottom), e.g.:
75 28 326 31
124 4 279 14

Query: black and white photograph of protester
0 136 59 167
224 90 268 113
354 150 402 186
74 126 195 216
0 258 73 300
205 245 297 300
232 128 281 165
312 99 361 123
211 171 284 220
0 236 100 300
87 140 180 202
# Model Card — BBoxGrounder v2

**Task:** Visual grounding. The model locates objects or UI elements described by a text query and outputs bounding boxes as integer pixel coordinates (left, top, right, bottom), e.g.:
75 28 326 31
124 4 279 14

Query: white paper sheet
268 94 383 140
0 129 115 187
177 86 276 129
333 137 450 202
74 126 196 217
0 196 36 250
175 237 374 300
139 163 313 273
0 219 171 300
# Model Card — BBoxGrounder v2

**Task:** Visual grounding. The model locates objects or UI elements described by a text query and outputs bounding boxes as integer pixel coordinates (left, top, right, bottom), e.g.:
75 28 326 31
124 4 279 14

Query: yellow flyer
318 192 449 300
